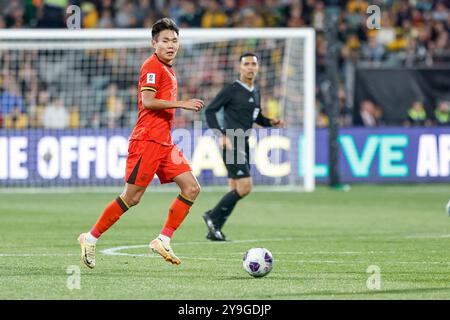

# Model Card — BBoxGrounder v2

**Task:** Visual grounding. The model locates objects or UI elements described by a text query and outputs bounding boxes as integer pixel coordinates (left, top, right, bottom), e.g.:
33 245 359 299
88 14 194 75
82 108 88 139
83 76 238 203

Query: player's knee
183 183 201 200
122 194 140 207
191 183 201 197
237 184 252 197
128 197 140 207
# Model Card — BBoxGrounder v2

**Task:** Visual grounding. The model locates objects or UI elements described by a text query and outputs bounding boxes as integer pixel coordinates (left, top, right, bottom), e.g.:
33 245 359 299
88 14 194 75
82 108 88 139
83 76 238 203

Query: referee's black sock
209 189 242 230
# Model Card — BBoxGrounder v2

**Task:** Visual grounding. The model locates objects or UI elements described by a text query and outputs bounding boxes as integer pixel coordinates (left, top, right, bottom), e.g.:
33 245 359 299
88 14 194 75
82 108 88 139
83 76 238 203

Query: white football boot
149 237 181 265
77 233 96 269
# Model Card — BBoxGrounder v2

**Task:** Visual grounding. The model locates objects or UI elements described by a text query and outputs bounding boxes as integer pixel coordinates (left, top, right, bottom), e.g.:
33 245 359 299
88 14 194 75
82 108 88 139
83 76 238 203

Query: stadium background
1 0 450 186
1 0 450 302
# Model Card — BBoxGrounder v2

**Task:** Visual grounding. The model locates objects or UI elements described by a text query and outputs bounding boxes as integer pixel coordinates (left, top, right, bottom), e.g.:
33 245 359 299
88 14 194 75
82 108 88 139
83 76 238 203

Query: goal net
0 28 315 191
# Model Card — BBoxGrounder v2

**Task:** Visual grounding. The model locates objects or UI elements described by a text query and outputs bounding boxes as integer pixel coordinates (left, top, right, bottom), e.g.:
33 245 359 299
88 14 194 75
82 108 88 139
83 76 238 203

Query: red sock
161 194 194 238
90 196 130 238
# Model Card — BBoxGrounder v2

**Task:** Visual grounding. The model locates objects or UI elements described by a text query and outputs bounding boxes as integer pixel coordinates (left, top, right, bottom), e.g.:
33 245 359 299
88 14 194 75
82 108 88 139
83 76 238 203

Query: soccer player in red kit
78 18 204 268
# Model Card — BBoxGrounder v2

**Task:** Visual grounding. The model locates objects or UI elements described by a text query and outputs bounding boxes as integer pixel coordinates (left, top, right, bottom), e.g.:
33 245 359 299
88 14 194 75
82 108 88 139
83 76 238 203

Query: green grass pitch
0 185 449 300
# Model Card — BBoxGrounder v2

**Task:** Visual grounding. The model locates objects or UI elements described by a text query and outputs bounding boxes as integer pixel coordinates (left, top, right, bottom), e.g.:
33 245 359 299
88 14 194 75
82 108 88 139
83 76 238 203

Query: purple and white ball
243 248 273 278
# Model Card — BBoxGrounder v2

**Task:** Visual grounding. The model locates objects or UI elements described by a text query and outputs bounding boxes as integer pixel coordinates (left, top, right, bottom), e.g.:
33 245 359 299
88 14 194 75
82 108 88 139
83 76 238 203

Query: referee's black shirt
205 80 272 133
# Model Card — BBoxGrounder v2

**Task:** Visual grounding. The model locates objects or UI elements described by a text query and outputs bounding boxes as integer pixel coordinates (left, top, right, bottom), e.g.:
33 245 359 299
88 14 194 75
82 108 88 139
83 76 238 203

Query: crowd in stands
1 0 450 129
352 98 450 127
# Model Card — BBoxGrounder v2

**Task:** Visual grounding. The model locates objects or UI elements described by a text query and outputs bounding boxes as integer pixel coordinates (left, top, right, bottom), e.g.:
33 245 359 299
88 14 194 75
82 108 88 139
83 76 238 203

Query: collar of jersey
235 80 255 92
154 53 173 68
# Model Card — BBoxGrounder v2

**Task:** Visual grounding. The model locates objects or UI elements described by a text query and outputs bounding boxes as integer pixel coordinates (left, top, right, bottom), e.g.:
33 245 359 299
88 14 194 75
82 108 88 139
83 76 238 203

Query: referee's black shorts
221 140 251 179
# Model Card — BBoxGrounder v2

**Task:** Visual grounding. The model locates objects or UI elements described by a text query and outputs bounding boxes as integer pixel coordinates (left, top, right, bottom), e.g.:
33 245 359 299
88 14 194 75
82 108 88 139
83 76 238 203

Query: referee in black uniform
203 52 284 241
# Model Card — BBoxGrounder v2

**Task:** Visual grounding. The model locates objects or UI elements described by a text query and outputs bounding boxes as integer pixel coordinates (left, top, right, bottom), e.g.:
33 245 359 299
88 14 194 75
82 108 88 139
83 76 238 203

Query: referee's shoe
203 211 227 241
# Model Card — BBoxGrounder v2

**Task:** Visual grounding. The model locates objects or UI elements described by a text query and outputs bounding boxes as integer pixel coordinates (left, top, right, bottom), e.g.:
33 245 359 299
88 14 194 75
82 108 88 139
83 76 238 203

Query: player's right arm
141 91 204 111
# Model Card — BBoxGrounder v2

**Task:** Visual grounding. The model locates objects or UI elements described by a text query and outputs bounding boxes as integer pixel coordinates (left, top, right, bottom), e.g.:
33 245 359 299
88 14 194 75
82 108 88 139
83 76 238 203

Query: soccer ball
242 248 273 278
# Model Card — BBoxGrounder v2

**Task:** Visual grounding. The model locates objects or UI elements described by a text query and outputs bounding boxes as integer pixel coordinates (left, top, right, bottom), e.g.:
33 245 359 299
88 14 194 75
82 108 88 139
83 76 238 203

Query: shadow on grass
273 287 450 298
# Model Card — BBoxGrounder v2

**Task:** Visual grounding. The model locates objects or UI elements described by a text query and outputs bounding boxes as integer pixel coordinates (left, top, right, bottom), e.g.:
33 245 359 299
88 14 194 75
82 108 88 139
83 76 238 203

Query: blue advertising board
0 127 449 186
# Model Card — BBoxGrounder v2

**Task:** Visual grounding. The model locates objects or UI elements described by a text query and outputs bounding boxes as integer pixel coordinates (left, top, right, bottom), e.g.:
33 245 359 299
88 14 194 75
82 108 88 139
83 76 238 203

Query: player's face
152 29 179 63
239 56 259 82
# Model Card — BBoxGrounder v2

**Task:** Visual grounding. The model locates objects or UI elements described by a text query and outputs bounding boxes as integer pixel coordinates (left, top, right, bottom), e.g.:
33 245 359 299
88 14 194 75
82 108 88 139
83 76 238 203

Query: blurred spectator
260 0 285 28
315 96 328 128
0 73 28 129
104 83 125 128
405 26 434 65
432 1 449 22
395 1 412 27
301 0 315 25
81 2 99 28
430 21 450 63
237 8 265 28
97 0 116 28
97 9 114 28
29 89 50 128
287 1 304 27
115 0 138 28
265 96 281 119
347 0 369 14
223 0 239 27
338 88 353 127
361 35 386 65
3 0 25 28
178 0 202 28
43 97 69 129
433 100 450 125
312 1 326 32
201 0 228 28
346 33 362 51
359 100 383 127
410 8 424 27
4 106 28 128
387 29 408 52
69 105 80 128
268 87 282 120
404 100 430 127
316 108 329 128
88 111 102 129
1 76 24 117
135 0 151 27
37 0 67 28
123 84 138 127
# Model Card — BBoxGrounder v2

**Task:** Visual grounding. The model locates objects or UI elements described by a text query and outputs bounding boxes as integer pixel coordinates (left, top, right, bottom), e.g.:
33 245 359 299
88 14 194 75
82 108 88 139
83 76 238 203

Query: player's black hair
239 52 259 62
152 18 179 40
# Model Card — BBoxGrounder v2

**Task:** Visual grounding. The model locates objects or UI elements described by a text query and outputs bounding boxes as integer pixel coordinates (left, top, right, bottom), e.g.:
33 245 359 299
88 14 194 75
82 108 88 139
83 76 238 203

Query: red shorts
125 140 192 187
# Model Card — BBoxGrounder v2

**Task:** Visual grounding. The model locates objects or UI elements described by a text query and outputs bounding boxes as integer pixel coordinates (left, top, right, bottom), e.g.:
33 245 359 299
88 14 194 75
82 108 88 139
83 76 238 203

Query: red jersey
129 53 177 145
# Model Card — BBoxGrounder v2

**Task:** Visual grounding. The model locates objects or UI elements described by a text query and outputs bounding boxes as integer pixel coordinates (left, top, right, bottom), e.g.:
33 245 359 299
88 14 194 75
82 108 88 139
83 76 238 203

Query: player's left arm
255 110 284 128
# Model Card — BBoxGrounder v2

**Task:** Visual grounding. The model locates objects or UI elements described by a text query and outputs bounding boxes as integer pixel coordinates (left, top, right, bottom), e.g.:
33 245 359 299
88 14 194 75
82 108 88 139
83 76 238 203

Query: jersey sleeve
139 60 162 93
254 108 273 127
254 90 272 127
205 85 232 133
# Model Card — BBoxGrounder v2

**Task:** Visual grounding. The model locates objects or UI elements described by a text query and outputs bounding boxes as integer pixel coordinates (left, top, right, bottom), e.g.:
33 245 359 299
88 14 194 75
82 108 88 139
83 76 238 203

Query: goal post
0 28 315 191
